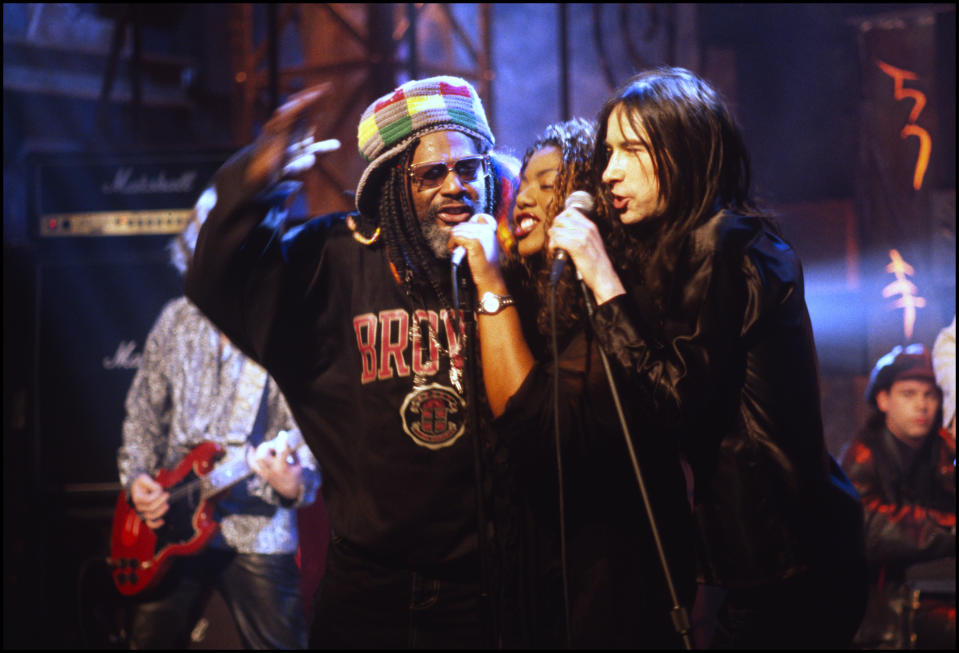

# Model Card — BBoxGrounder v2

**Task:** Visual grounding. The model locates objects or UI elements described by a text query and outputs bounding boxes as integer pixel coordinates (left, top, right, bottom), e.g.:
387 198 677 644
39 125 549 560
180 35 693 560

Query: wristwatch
476 291 515 315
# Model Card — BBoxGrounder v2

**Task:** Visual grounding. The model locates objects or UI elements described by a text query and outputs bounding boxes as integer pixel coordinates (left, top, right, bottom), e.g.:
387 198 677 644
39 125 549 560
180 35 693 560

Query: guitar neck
196 430 303 501
200 457 253 501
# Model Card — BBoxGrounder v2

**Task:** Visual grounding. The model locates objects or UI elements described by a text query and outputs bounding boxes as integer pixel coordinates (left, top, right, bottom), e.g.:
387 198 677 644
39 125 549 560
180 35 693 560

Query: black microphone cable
548 188 692 648
547 189 590 649
454 258 498 648
549 279 573 650
577 279 694 650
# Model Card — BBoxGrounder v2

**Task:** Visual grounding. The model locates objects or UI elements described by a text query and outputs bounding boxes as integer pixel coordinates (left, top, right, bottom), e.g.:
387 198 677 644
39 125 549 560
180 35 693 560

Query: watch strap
476 292 515 315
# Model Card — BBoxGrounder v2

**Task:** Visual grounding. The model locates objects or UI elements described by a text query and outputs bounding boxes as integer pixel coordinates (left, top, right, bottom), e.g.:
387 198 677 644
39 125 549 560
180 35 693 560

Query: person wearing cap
184 77 520 648
840 344 956 649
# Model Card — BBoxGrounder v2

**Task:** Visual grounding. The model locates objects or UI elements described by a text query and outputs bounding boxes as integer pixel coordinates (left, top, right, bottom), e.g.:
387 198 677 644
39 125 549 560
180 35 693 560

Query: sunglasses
407 155 489 190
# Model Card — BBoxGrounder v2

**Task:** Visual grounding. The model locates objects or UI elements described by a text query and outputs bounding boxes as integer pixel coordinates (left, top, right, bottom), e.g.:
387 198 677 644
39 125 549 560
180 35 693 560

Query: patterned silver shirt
117 296 321 554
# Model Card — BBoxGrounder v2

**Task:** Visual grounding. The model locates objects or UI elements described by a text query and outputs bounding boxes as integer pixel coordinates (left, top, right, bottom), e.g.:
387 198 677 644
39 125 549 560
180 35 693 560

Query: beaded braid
376 159 446 314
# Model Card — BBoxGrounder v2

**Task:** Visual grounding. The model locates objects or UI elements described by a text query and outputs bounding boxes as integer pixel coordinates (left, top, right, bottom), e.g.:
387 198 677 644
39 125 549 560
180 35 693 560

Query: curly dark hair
514 117 602 340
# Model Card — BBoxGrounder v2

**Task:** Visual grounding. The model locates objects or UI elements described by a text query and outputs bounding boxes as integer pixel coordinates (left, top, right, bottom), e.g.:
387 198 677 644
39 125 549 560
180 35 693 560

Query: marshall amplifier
27 149 232 490
30 149 231 239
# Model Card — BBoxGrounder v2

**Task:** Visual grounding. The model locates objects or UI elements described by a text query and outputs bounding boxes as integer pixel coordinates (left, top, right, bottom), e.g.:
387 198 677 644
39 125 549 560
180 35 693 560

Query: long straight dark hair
592 67 769 297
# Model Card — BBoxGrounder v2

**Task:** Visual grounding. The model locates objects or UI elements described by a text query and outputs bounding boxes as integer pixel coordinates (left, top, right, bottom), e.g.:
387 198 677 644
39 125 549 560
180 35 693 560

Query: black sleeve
589 225 750 434
184 147 306 365
494 329 618 466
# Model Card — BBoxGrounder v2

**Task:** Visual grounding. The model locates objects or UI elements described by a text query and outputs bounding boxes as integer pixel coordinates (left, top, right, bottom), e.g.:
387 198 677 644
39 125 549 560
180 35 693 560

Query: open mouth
612 195 629 211
436 204 472 226
513 212 540 238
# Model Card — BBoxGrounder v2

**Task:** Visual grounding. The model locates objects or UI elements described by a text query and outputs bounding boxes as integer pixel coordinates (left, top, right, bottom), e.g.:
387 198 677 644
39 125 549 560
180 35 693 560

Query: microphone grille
565 190 594 214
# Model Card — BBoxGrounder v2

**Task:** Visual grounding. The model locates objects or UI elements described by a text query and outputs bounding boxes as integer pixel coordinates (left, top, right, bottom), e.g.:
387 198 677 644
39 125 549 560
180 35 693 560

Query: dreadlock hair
592 67 774 304
516 117 601 340
373 136 499 311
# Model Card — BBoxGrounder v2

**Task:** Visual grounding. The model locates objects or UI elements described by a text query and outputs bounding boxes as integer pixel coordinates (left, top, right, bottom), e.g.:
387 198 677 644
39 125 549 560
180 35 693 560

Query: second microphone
550 191 595 286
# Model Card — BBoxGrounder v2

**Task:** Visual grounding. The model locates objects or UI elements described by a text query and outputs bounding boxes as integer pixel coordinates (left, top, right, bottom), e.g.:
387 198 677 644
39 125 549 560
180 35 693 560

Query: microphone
550 191 595 285
451 212 495 271
451 212 495 311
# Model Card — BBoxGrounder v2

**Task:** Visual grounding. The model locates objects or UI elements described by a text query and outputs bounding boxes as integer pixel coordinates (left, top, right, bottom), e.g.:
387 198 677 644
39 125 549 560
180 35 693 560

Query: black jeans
128 548 307 649
308 535 488 649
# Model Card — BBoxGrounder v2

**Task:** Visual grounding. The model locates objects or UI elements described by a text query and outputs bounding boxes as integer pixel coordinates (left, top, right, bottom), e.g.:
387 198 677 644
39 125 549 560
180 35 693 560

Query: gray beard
419 209 453 259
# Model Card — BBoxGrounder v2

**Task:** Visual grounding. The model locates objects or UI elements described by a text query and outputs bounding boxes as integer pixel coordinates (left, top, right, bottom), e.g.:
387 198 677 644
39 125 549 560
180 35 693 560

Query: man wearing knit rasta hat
185 77 520 648
840 344 956 648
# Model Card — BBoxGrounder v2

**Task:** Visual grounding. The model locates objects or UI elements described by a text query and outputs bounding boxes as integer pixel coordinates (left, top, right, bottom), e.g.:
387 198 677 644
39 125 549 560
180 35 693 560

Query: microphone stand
455 260 498 649
577 278 694 650
549 285 573 649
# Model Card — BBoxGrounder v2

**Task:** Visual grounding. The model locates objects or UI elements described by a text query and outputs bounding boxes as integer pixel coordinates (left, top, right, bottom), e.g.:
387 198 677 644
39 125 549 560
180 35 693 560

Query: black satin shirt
591 210 866 589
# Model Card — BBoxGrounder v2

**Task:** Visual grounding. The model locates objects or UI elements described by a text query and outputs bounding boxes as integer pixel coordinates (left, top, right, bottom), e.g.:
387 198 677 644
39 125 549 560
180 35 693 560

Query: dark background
4 4 955 648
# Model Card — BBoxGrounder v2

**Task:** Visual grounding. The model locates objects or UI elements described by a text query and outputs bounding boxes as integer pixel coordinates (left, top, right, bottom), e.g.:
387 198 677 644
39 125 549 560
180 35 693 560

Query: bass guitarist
116 191 322 649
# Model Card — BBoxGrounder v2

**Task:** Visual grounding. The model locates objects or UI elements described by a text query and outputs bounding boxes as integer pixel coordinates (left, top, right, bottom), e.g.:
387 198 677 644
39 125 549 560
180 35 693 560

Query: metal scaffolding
227 3 494 214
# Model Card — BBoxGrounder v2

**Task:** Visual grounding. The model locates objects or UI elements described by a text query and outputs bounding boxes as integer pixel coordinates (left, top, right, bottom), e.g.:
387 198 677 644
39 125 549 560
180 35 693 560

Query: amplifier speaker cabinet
26 149 231 491
14 149 228 647
17 149 327 649
35 253 184 487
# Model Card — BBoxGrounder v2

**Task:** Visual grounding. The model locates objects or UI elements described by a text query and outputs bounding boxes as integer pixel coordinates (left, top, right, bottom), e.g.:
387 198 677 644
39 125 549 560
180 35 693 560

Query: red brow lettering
411 309 439 376
378 309 411 380
353 314 378 384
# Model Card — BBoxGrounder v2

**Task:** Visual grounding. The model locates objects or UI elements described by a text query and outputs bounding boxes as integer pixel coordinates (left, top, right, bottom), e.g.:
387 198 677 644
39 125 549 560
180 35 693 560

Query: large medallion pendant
399 383 467 450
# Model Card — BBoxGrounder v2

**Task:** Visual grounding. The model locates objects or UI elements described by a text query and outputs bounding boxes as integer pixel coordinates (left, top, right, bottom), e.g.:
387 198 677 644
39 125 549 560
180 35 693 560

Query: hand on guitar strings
130 473 170 529
247 430 304 501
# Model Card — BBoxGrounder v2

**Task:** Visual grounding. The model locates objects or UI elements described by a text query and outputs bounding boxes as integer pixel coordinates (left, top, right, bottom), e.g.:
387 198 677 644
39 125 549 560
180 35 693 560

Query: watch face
481 294 497 312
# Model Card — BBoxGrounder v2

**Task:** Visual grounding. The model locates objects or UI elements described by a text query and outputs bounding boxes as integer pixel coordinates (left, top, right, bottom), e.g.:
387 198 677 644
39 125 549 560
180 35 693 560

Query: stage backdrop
854 10 956 366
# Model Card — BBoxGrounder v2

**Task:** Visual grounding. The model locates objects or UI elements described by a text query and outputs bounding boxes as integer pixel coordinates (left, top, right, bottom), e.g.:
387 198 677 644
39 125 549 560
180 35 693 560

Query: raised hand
245 82 336 187
450 213 507 295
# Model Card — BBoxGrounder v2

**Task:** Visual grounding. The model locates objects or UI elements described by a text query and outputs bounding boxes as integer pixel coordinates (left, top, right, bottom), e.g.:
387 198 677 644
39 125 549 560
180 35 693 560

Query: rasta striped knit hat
354 75 494 217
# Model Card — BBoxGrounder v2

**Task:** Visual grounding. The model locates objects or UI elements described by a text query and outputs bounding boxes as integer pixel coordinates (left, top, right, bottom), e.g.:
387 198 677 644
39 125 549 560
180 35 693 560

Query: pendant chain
409 306 465 394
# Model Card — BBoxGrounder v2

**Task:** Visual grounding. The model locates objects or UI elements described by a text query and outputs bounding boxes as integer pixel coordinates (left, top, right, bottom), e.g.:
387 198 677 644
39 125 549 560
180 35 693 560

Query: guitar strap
224 352 270 448
247 378 272 448
213 377 274 521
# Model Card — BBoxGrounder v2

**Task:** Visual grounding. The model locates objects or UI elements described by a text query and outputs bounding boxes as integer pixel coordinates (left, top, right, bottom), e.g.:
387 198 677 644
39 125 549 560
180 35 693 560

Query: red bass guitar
109 431 302 595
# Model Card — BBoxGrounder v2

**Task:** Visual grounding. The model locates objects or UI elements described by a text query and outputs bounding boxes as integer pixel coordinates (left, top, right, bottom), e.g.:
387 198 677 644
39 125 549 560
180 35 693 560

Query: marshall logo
103 340 142 370
400 383 466 450
101 168 199 195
